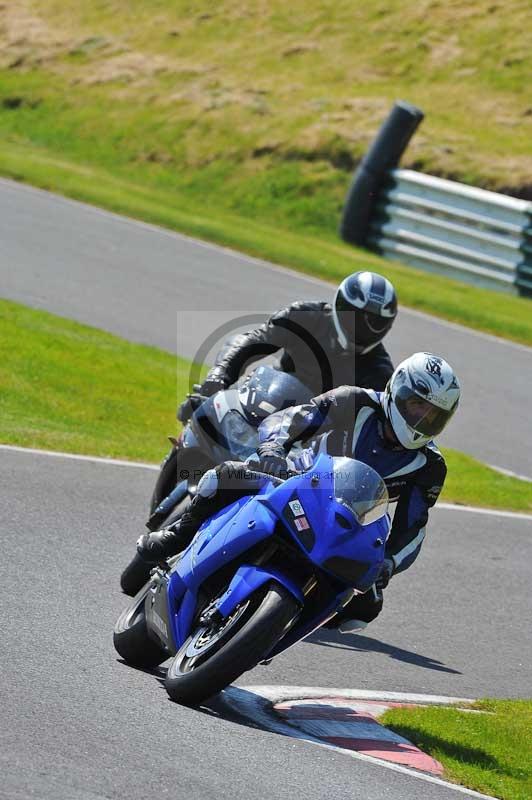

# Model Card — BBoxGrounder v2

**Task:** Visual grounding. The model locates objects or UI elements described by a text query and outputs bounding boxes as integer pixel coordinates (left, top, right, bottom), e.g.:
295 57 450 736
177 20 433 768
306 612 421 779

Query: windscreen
333 457 389 526
219 409 258 460
194 397 258 460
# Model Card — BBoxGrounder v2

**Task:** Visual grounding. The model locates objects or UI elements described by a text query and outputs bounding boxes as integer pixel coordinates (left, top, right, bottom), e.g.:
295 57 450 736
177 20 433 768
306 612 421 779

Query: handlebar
187 392 207 407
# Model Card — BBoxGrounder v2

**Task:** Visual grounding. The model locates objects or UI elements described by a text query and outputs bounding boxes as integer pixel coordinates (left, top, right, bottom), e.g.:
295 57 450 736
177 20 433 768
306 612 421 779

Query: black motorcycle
120 366 311 596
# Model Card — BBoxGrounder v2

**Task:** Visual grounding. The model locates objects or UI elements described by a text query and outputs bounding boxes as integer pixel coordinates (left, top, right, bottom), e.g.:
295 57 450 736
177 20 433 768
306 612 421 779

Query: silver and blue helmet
383 353 460 449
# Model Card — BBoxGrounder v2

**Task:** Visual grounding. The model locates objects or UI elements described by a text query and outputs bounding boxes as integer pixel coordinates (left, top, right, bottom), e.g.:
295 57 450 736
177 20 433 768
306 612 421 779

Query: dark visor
336 297 393 348
395 385 456 436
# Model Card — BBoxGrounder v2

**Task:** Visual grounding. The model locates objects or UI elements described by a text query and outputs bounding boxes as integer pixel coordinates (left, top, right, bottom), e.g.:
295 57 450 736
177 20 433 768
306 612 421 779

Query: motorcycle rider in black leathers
138 352 461 631
148 271 398 527
179 271 398 420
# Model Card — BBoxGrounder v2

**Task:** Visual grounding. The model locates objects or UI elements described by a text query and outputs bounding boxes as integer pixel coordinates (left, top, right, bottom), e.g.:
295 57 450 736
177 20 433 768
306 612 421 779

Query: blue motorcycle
113 454 390 706
120 366 312 597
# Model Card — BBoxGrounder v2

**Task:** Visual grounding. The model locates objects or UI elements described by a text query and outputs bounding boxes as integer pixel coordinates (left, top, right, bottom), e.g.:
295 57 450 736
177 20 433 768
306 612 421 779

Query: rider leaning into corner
138 352 461 633
150 269 398 524
178 270 399 424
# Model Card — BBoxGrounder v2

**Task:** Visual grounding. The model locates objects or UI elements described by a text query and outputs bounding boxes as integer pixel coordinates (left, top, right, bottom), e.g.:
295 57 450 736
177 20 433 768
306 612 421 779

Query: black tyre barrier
340 101 424 246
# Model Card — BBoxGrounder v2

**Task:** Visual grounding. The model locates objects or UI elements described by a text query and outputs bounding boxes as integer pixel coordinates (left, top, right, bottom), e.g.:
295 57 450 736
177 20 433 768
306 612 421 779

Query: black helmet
238 366 312 422
332 271 397 354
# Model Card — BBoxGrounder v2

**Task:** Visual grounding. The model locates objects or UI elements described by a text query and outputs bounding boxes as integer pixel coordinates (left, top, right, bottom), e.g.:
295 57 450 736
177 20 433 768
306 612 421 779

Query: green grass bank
1 1 531 345
1 298 531 512
382 700 532 800
0 298 189 462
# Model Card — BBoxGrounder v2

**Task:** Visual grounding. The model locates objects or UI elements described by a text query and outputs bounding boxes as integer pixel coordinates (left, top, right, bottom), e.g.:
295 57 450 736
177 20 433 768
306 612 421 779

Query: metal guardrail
340 103 532 297
369 170 532 295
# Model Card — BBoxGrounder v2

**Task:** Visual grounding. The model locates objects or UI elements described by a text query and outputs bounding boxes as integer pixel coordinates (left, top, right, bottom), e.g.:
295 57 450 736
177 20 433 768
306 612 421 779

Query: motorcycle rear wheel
165 582 300 706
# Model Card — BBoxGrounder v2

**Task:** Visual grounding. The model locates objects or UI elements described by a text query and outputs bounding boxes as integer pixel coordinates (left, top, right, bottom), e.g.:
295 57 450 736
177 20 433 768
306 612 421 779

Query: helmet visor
335 294 393 350
395 385 456 437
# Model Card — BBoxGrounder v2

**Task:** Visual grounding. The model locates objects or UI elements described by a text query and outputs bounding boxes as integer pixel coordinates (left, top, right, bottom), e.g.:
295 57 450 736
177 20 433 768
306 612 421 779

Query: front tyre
113 591 167 668
165 582 300 706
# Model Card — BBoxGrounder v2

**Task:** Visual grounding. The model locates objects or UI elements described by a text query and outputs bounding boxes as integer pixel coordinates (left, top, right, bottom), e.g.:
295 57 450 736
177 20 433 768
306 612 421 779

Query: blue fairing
166 487 281 648
258 467 389 592
216 565 304 617
165 454 389 652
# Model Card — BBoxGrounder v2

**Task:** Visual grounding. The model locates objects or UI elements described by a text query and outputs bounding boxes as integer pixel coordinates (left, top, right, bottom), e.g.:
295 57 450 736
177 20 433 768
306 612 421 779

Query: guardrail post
340 101 424 246
515 214 532 297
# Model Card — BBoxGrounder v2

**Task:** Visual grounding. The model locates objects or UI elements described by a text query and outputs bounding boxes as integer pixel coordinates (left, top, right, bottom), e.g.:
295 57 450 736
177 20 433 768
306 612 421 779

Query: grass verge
442 450 532 513
1 298 531 512
0 297 188 462
382 700 532 800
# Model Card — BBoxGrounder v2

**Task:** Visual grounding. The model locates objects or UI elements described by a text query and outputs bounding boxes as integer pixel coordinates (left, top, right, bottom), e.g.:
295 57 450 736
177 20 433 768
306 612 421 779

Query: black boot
324 586 384 634
136 521 193 564
121 520 196 596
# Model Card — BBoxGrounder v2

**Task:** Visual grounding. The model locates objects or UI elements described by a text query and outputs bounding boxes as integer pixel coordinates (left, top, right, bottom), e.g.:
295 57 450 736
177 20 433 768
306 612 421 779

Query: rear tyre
120 552 152 597
165 582 300 706
113 591 167 668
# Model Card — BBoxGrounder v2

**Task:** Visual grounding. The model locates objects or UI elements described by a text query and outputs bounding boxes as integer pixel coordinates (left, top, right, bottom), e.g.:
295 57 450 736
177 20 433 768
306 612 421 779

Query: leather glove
254 442 288 477
199 376 227 397
136 529 179 564
376 557 395 591
177 377 225 422
177 394 204 423
136 532 163 564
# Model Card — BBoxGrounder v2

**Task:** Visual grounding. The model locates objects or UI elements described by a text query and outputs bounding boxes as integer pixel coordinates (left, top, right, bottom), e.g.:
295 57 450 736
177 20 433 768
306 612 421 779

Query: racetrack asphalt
2 448 530 800
2 177 531 799
1 177 531 477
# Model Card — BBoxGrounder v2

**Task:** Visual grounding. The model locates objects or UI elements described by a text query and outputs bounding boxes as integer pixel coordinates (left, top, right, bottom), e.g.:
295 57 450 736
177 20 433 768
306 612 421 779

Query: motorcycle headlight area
332 457 389 526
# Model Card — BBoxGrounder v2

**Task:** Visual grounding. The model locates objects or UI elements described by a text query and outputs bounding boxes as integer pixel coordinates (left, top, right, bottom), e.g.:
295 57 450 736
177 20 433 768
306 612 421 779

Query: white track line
252 686 476 705
487 464 532 483
220 685 496 799
435 502 532 522
2 177 530 354
0 444 159 471
3 444 532 521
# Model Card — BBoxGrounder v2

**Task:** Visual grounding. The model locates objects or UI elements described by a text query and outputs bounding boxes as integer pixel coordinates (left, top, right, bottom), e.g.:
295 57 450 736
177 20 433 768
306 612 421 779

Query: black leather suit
204 301 394 394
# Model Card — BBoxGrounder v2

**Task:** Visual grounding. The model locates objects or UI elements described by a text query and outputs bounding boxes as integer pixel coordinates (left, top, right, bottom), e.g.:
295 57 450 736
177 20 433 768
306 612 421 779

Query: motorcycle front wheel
164 582 300 706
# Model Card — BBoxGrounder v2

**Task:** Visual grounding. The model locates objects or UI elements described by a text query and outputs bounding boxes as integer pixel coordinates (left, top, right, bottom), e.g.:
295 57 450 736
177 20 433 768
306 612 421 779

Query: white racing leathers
258 386 447 574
